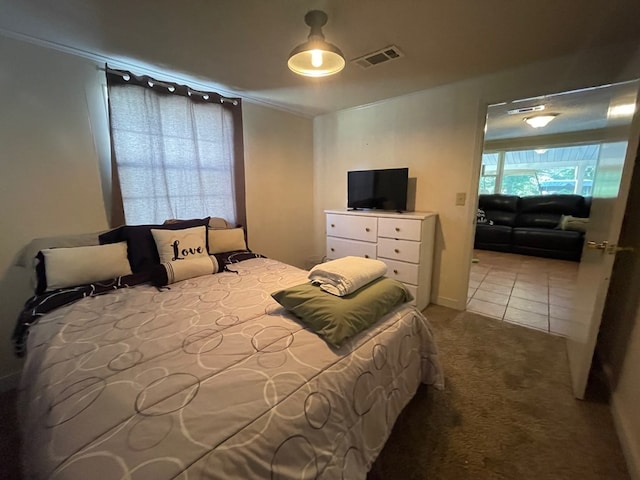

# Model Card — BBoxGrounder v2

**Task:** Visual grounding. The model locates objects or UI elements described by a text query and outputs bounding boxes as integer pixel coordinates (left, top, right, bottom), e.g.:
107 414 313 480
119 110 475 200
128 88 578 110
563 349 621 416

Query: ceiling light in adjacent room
607 103 636 118
524 114 558 128
288 10 345 77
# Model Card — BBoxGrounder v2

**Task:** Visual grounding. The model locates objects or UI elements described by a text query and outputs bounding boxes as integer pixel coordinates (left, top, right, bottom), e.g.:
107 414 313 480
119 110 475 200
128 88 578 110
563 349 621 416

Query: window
479 145 603 197
107 69 245 226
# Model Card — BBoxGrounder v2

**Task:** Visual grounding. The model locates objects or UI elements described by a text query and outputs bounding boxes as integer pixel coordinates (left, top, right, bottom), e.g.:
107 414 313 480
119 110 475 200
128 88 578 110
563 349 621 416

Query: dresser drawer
378 217 422 241
327 214 377 242
377 238 421 264
381 258 420 286
326 237 377 260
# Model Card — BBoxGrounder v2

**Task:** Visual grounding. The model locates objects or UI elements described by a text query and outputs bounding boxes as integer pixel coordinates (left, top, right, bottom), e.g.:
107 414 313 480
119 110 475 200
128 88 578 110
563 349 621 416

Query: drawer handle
330 248 335 252
393 269 399 274
365 227 370 232
331 224 335 228
394 249 400 253
395 227 400 232
364 254 369 258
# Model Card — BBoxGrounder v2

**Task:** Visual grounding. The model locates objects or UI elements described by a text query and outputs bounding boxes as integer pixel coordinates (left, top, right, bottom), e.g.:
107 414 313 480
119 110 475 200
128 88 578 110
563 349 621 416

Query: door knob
587 240 608 250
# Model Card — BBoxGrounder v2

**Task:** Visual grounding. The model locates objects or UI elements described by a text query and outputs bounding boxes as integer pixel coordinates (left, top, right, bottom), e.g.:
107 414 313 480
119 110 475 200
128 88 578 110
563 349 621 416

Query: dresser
325 210 437 310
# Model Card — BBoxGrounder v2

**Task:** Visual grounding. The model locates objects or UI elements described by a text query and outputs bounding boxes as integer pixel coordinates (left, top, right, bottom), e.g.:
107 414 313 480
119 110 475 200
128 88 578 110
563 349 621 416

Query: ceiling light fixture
524 114 558 128
288 10 345 77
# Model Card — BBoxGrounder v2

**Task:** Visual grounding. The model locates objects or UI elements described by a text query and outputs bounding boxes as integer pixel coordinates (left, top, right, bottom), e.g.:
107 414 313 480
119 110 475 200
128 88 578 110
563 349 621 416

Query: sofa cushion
517 213 562 229
474 224 512 247
513 228 583 251
478 194 519 226
479 194 519 212
519 195 586 216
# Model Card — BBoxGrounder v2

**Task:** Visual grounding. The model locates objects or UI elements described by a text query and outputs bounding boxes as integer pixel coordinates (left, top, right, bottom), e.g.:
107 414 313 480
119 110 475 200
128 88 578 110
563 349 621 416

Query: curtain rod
100 66 239 105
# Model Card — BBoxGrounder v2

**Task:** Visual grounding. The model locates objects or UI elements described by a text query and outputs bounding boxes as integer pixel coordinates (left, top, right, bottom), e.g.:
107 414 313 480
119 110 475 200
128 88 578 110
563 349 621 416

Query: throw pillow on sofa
476 209 494 225
559 215 589 233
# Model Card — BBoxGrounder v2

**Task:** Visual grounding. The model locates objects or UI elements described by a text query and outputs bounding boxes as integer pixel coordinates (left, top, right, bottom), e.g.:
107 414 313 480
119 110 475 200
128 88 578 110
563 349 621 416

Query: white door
566 101 640 399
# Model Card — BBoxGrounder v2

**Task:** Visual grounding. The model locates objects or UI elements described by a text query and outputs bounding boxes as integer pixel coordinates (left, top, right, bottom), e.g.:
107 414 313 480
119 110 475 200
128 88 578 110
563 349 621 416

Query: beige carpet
369 305 629 480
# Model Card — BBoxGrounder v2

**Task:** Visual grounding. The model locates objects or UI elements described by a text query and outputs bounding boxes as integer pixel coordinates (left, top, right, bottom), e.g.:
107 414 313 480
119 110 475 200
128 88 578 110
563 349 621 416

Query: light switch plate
456 192 466 206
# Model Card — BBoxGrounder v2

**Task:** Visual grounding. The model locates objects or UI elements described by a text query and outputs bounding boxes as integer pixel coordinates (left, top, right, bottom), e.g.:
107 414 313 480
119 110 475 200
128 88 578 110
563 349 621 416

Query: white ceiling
1 0 639 118
485 80 640 141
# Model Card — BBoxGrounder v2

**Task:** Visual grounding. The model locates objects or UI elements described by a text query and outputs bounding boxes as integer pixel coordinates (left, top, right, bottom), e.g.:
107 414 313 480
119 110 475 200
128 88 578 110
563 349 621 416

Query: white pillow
208 227 247 254
41 242 132 291
151 226 208 263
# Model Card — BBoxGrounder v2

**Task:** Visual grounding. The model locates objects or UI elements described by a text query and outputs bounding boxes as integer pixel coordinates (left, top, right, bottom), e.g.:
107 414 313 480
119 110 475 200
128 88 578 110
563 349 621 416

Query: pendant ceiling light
288 10 345 77
524 114 558 128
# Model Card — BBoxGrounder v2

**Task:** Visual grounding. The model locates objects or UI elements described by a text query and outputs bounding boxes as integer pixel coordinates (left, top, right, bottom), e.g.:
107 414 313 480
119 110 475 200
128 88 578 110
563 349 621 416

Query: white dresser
325 210 437 310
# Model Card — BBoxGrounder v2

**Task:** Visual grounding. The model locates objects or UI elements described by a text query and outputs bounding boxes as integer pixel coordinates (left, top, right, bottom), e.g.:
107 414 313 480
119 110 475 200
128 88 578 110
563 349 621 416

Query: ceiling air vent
353 45 404 69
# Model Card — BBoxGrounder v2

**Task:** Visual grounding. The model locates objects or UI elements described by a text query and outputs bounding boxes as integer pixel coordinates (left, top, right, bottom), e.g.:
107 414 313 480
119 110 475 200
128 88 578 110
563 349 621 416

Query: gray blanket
19 258 443 479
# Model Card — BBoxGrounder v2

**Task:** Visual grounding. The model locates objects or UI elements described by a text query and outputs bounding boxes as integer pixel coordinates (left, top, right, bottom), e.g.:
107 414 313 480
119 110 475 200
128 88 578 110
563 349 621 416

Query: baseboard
434 295 465 311
0 371 20 392
611 392 640 480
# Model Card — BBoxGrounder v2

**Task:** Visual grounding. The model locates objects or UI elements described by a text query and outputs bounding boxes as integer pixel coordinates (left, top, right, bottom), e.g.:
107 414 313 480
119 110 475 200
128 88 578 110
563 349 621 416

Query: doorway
467 80 640 336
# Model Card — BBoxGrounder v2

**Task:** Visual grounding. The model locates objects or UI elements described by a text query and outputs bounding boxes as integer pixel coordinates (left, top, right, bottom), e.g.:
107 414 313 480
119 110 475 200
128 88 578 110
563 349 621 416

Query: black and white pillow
150 256 219 286
476 209 493 225
98 217 210 273
151 226 208 263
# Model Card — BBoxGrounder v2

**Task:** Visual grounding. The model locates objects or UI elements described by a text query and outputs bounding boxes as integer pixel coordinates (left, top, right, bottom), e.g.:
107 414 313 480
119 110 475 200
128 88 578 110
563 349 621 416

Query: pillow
16 231 103 268
208 217 233 229
163 217 232 229
38 242 132 293
99 217 210 273
208 227 247 254
150 256 219 286
476 209 493 225
559 215 589 232
151 226 208 263
271 277 412 348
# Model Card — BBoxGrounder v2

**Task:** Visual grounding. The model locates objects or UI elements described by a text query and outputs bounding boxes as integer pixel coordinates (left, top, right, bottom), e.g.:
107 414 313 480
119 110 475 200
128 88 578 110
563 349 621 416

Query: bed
16 243 443 479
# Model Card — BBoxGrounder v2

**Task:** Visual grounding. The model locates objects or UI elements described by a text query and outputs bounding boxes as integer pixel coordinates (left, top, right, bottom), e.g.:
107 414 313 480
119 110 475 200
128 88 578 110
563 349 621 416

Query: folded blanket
308 256 387 296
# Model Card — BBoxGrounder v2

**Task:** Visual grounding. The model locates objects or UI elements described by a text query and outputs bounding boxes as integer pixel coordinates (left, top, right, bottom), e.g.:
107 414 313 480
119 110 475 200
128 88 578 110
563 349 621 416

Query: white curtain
108 83 239 225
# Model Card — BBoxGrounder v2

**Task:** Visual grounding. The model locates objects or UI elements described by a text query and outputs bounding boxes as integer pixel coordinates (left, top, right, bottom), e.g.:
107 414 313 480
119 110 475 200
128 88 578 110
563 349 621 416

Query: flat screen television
347 167 409 212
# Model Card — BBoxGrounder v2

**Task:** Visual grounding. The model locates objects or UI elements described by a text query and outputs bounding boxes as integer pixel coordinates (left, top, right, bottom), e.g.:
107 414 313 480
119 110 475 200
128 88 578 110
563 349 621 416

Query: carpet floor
369 304 629 480
0 305 629 479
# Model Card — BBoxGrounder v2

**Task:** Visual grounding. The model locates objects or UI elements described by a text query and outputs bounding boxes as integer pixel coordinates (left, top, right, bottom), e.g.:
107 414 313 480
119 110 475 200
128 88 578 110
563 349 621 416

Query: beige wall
243 102 315 269
312 41 640 310
0 37 111 386
0 36 315 385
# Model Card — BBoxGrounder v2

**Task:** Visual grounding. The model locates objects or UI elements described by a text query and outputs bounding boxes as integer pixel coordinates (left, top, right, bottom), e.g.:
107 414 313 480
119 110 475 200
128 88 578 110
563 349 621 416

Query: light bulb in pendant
311 50 323 67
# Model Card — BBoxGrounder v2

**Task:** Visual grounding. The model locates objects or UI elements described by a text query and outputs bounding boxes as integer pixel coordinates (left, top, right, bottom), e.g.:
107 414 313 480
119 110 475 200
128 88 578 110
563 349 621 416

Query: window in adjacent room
106 68 245 226
478 144 602 197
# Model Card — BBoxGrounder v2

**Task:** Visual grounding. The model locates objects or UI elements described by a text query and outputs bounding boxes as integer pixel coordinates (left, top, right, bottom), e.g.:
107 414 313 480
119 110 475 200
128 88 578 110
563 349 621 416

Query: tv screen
347 167 409 211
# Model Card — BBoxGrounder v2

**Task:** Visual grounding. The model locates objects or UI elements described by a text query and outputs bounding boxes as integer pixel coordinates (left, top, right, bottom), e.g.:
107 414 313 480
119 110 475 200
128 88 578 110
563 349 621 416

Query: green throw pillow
271 277 412 348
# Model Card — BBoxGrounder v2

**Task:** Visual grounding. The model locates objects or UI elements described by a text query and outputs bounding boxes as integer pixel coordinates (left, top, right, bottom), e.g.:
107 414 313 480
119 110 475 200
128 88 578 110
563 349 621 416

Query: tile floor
467 249 579 336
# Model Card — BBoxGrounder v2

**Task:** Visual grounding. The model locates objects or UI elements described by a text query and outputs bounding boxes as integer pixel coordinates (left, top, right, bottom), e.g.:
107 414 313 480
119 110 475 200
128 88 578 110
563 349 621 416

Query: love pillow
151 226 208 263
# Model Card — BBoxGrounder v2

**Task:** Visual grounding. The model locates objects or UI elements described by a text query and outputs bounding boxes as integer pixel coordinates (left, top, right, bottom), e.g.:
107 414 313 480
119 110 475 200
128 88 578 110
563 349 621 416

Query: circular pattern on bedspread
48 377 106 427
271 435 318 480
304 392 331 429
22 258 441 480
135 373 200 417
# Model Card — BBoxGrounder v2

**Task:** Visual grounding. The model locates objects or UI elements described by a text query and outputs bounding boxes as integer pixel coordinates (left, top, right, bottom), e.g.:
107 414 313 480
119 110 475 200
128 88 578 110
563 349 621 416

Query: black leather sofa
474 194 591 261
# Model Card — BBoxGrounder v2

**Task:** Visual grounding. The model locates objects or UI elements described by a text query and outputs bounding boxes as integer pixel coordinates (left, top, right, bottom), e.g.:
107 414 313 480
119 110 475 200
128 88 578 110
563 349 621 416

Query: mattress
18 257 443 479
